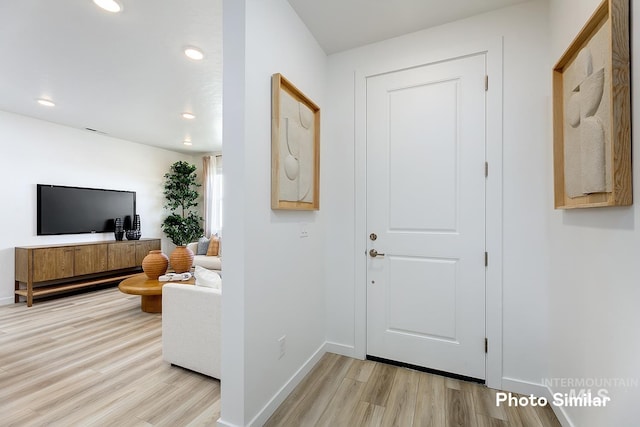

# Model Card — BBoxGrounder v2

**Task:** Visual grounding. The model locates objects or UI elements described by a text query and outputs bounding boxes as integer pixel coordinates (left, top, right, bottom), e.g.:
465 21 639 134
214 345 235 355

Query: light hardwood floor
266 354 562 427
1 287 561 427
0 286 220 426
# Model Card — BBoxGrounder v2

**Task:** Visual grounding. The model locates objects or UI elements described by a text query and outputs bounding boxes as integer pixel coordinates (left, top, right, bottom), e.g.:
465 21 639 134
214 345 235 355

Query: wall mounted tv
37 184 136 235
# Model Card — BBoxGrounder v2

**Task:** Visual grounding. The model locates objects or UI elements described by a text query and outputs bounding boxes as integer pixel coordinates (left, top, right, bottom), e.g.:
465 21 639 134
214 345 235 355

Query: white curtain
203 155 223 237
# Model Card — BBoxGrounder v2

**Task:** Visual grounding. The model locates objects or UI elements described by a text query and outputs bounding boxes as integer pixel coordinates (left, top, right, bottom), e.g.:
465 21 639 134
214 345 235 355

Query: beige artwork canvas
278 90 315 203
562 26 611 198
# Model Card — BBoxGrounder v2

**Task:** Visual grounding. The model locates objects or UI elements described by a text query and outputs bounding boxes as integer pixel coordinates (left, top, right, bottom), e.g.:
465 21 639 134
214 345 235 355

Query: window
203 155 223 237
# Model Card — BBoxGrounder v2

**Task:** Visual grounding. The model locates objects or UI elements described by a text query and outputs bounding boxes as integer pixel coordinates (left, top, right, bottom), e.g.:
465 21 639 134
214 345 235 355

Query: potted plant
162 161 204 272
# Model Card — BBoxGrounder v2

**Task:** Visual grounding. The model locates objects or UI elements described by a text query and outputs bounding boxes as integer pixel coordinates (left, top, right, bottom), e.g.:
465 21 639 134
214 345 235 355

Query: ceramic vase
114 217 124 241
170 246 194 273
125 214 142 240
142 250 169 280
125 230 141 240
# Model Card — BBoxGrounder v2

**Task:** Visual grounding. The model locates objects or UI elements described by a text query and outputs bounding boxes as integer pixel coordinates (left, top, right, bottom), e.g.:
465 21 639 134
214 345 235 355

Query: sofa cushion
196 237 210 255
206 236 220 256
194 266 221 289
193 255 222 271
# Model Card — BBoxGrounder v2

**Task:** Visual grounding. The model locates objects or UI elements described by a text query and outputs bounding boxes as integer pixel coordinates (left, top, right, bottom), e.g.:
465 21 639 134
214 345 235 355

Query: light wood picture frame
553 0 631 209
271 73 320 210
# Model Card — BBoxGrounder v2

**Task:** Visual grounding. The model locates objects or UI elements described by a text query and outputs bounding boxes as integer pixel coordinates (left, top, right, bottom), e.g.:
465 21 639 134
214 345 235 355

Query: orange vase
170 246 194 273
142 250 169 280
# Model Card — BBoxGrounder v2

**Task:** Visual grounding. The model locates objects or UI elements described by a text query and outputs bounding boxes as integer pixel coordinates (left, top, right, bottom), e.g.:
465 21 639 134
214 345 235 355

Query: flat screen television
37 184 136 235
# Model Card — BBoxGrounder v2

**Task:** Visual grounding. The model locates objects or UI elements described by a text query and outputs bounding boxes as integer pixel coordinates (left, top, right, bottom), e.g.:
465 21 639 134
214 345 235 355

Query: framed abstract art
553 0 631 209
271 73 320 210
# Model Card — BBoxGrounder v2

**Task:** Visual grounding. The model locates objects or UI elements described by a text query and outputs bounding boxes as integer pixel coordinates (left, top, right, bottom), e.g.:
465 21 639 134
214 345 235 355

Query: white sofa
162 283 221 379
186 242 221 271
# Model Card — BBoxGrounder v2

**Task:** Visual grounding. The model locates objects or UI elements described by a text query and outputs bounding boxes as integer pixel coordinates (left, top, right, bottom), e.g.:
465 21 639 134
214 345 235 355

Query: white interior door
366 54 487 380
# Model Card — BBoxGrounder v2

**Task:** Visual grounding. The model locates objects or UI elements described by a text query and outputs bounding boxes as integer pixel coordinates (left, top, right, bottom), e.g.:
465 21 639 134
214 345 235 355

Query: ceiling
0 0 528 155
288 0 530 54
0 0 222 154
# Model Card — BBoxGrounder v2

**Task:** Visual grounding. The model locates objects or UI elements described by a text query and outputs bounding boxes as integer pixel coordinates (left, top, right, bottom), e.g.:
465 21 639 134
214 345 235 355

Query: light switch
299 223 309 238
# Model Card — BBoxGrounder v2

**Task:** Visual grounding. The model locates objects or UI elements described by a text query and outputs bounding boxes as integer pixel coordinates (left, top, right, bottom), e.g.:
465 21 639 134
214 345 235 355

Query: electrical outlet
278 335 286 359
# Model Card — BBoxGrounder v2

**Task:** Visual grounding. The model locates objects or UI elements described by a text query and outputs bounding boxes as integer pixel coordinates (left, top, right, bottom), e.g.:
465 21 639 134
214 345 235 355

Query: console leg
27 282 33 307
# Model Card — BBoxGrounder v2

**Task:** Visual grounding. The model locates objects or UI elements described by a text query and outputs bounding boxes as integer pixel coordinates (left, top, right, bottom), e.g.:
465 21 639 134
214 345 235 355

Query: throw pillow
216 232 222 256
197 236 210 255
206 236 220 256
194 266 221 289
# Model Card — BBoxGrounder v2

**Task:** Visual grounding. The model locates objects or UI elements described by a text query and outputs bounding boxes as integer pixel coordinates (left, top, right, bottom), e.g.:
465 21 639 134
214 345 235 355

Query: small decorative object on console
126 214 142 240
126 229 141 240
114 217 124 241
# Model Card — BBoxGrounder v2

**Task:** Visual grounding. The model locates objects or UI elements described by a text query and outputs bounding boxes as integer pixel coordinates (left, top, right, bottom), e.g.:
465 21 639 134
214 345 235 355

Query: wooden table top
118 273 195 296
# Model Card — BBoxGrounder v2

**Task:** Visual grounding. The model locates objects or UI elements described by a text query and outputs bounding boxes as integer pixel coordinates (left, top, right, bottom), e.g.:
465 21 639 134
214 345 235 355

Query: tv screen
37 185 136 235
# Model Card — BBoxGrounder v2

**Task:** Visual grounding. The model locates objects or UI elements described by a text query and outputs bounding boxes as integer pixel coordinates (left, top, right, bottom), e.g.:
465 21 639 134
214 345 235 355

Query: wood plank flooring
266 353 562 427
0 286 220 426
0 287 561 427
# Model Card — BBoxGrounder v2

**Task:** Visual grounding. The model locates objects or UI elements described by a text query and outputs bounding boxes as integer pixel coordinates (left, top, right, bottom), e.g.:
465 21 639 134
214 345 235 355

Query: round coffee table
118 273 195 313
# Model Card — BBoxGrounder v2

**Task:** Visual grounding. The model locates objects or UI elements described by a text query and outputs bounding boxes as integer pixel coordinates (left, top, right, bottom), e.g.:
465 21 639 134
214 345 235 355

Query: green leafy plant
161 161 204 246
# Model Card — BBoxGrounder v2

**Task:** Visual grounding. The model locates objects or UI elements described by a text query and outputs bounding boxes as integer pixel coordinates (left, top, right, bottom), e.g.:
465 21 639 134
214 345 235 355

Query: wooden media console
15 238 161 307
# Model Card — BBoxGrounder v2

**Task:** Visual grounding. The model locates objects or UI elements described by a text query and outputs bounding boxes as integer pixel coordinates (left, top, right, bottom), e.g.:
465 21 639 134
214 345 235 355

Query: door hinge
485 337 488 353
485 161 488 177
485 252 488 266
485 75 489 91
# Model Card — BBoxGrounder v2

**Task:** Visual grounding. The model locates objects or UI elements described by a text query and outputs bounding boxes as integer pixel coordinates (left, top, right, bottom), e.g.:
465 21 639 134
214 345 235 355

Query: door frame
353 37 504 389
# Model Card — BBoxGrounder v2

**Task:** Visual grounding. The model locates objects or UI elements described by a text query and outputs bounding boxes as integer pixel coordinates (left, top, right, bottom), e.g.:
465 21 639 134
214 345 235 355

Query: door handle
369 249 385 258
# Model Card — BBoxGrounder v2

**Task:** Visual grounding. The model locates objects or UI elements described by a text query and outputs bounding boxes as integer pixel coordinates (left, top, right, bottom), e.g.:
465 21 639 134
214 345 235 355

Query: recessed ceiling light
183 140 193 146
93 0 123 13
184 47 204 61
37 98 55 107
182 112 196 120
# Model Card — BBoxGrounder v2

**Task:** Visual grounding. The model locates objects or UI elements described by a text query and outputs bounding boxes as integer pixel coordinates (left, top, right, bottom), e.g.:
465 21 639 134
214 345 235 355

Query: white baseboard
215 419 236 427
501 377 551 398
324 341 356 358
246 342 328 427
0 296 15 306
501 377 574 427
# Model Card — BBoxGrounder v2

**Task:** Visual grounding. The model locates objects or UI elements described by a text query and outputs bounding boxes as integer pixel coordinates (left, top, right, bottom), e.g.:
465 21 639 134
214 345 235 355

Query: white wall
548 1 640 425
324 0 551 389
220 0 327 425
0 110 195 305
